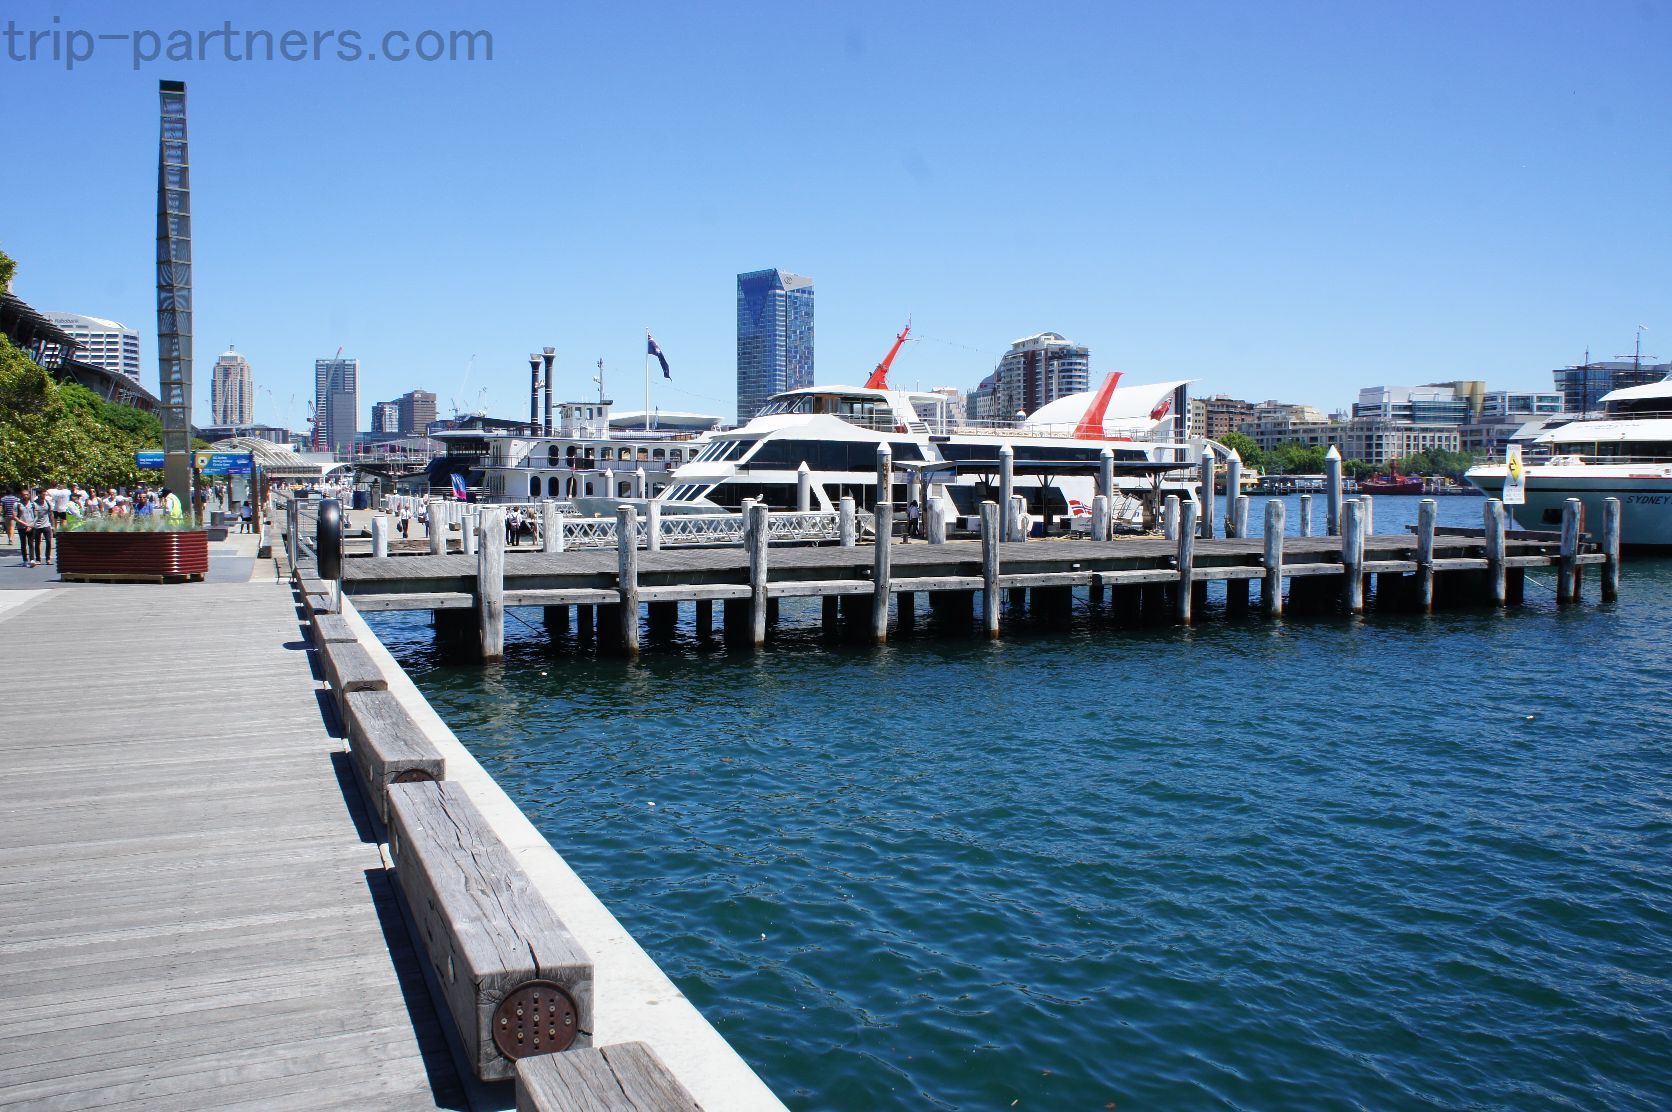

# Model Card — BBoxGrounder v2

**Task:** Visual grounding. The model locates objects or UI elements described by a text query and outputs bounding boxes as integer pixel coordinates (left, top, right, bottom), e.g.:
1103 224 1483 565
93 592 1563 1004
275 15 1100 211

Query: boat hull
1466 465 1672 548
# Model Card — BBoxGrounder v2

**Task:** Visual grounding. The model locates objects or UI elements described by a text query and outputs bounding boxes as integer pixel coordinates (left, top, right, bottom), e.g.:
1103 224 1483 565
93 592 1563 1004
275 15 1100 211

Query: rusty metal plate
493 979 578 1059
391 769 436 783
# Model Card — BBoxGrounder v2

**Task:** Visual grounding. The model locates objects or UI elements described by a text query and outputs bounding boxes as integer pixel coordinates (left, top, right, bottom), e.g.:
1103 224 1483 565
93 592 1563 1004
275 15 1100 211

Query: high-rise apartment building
314 357 359 451
736 269 814 424
967 332 1091 423
396 389 437 435
209 348 254 426
43 313 142 383
372 401 401 434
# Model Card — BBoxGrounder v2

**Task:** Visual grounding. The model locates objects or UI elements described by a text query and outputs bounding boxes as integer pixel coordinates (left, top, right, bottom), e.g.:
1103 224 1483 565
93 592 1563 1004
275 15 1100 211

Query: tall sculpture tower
156 80 194 501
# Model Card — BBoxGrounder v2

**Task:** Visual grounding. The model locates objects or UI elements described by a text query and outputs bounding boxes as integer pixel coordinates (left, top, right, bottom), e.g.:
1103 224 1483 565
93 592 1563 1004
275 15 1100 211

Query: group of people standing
1 483 185 568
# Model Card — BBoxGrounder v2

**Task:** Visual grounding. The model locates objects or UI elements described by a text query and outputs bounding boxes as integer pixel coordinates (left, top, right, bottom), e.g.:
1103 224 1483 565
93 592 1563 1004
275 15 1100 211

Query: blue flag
450 473 468 501
648 334 670 379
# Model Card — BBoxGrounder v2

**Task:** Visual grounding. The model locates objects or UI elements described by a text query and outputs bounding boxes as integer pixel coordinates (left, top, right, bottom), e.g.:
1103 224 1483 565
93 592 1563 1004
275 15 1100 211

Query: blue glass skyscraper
736 269 814 424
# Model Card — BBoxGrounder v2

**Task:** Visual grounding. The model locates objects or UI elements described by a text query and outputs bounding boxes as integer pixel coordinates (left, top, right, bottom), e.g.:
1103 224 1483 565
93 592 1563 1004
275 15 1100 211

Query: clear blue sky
4 0 1669 431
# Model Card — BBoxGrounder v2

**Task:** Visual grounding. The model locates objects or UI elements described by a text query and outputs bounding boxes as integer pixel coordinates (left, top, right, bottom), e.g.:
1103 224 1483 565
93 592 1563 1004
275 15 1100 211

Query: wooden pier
317 495 1619 660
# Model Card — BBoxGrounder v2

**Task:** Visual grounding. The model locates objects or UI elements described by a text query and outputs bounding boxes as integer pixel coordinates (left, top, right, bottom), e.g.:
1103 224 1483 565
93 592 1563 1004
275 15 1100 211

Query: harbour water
368 496 1672 1110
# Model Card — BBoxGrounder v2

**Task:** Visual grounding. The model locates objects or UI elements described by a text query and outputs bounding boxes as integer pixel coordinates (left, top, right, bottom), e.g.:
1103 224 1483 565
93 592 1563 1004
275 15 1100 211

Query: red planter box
57 530 209 582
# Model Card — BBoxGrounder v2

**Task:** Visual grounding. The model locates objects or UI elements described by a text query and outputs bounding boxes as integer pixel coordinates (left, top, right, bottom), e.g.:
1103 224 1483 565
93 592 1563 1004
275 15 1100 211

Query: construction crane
864 323 912 390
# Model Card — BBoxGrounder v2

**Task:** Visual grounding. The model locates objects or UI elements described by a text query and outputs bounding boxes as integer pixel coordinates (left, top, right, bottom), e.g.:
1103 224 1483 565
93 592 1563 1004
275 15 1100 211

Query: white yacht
660 373 1201 534
1467 375 1672 547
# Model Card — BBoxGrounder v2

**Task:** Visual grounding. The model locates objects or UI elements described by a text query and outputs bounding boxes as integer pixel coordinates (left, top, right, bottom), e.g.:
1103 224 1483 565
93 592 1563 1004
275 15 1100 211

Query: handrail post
477 506 505 662
872 501 893 643
980 500 1000 638
1342 500 1364 612
1262 499 1285 616
616 504 640 656
747 502 768 647
1175 499 1198 623
1416 498 1437 611
1484 498 1506 606
1602 497 1621 601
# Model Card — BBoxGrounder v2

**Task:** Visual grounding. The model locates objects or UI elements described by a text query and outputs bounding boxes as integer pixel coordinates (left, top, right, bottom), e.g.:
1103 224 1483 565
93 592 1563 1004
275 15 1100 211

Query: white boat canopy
1022 379 1190 437
1599 376 1672 404
1538 417 1672 444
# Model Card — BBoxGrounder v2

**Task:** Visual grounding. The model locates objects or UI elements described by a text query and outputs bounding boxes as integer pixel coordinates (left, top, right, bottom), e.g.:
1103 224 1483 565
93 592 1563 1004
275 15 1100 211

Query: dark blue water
369 496 1672 1110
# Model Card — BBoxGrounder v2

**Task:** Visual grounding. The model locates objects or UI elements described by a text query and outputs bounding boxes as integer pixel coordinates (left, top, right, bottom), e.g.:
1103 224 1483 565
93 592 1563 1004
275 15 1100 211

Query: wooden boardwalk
0 582 465 1109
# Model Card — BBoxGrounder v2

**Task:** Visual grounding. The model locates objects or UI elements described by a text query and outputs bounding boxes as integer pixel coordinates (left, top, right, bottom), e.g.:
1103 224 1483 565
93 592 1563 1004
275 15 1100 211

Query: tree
1342 458 1376 480
1266 441 1328 475
1218 431 1263 470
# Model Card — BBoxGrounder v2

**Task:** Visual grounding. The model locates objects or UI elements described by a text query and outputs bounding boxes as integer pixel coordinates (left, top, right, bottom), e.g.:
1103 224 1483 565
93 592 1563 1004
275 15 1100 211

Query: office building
42 313 141 383
209 348 254 426
967 332 1091 423
736 269 814 424
1191 394 1256 440
314 357 359 451
396 389 438 435
372 401 401 434
1552 359 1670 415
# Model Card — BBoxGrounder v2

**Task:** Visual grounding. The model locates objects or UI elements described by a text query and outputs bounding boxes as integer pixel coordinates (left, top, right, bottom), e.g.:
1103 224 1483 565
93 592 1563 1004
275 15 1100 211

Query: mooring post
1325 447 1343 536
1602 497 1621 602
927 496 947 544
1342 499 1364 612
1199 447 1216 538
1162 494 1180 540
477 506 505 662
1484 498 1507 606
1360 493 1374 537
427 500 445 555
1098 447 1115 504
916 469 930 534
876 443 893 507
1232 495 1249 541
1558 497 1581 604
542 499 560 553
1224 455 1242 535
1090 495 1110 543
1262 499 1285 616
1416 498 1437 611
462 509 479 556
1012 495 1029 543
634 466 647 499
371 515 388 559
645 499 662 553
999 443 1015 542
747 502 769 646
872 500 893 643
980 500 1000 638
839 495 856 547
1299 492 1313 537
1176 499 1199 623
695 598 713 637
796 462 811 513
616 504 640 656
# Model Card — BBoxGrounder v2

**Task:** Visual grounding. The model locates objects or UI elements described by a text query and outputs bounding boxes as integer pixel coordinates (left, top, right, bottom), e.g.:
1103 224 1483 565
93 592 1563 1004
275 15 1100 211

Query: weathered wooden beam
462 509 479 557
514 1041 699 1112
981 500 1000 638
312 612 358 644
1199 447 1216 538
1299 492 1313 537
371 515 389 559
1162 494 1179 541
928 495 948 544
1262 498 1285 616
1484 498 1506 606
1558 497 1581 603
542 499 560 554
343 688 444 825
1602 496 1621 602
999 444 1015 543
1416 498 1436 612
1090 494 1110 544
1341 499 1364 612
428 500 447 555
387 781 593 1082
1176 499 1198 623
876 442 893 507
872 501 893 643
1325 448 1342 536
645 499 662 553
747 502 769 646
478 507 506 662
616 505 640 656
839 495 856 547
1098 447 1114 504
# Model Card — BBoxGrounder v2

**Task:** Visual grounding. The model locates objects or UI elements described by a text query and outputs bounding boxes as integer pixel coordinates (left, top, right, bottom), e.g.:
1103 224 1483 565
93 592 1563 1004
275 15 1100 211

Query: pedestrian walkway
0 574 465 1108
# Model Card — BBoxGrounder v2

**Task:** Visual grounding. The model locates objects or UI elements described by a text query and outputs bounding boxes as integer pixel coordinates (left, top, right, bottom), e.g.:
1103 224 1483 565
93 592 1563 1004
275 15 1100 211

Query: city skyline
3 2 1667 432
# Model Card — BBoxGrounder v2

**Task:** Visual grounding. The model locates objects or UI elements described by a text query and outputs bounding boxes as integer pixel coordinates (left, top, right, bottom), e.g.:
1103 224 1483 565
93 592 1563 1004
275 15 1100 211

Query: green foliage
1264 441 1330 475
1218 431 1262 470
1391 448 1478 480
1342 458 1377 480
0 333 149 491
0 247 14 291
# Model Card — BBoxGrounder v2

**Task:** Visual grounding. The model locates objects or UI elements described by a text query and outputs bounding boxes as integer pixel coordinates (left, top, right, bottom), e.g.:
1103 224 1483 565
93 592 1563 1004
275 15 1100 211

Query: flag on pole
450 473 469 501
648 334 670 379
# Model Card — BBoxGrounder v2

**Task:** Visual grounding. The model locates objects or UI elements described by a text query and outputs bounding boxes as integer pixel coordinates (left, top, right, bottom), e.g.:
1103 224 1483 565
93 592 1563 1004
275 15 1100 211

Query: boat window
652 449 665 460
529 477 540 498
888 441 925 462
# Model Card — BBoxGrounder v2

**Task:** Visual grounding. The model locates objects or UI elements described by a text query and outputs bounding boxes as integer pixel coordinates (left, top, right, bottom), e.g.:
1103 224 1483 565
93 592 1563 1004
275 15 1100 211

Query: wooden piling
1090 494 1110 543
1231 495 1249 540
1558 497 1581 604
462 509 478 556
575 604 594 640
1176 499 1198 623
797 462 812 513
1162 494 1179 541
647 601 678 638
543 605 570 633
1325 449 1343 536
477 507 505 662
1224 456 1242 535
1199 447 1216 538
872 501 893 643
694 598 713 636
1262 499 1285 616
1484 499 1507 606
928 496 948 544
1602 496 1621 602
876 443 893 507
999 444 1016 542
371 516 389 559
898 590 916 630
616 505 640 656
1416 498 1437 612
645 499 662 553
1341 499 1364 612
1299 493 1313 537
1099 447 1115 505
428 500 446 555
542 499 560 553
1360 493 1374 537
747 502 769 646
839 495 856 547
981 500 1000 638
822 595 839 633
1011 495 1028 543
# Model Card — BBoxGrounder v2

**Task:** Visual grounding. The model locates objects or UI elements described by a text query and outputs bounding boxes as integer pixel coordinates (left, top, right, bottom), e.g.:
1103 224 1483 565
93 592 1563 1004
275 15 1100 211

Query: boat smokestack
542 347 555 436
528 353 541 434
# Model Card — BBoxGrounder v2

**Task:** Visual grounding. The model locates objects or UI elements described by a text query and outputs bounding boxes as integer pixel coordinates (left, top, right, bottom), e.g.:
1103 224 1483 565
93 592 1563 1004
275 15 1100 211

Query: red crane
864 323 912 390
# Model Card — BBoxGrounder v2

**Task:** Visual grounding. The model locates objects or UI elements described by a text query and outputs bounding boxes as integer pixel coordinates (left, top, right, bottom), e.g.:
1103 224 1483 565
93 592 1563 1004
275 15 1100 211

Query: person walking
14 489 43 566
397 502 412 539
239 500 254 533
159 487 184 521
906 498 921 542
24 489 54 565
1 486 19 548
44 480 71 527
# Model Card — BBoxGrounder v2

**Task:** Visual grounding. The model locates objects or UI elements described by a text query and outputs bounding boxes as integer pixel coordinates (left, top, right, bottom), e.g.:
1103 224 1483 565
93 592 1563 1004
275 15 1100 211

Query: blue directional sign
135 451 165 469
196 452 253 475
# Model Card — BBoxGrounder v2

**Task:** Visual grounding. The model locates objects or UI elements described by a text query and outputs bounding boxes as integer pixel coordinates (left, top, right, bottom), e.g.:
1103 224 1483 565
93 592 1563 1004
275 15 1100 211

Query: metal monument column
156 80 194 503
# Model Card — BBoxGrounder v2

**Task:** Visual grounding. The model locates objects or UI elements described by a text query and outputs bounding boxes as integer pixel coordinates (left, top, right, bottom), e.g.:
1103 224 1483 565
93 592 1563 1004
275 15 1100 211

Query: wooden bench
516 1042 701 1111
387 781 594 1082
343 689 445 824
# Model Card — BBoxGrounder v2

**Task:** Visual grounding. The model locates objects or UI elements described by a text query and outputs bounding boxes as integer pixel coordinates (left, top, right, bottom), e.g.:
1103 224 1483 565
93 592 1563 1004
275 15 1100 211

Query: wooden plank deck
0 582 465 1109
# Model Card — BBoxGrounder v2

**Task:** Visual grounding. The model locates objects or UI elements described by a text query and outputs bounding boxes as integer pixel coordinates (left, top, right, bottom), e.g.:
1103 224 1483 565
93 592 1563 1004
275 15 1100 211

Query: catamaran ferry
660 336 1202 533
1467 374 1672 548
